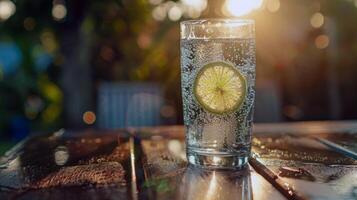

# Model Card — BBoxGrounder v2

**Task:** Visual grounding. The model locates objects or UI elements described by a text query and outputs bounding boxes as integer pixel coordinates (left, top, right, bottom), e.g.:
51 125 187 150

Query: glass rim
180 18 255 26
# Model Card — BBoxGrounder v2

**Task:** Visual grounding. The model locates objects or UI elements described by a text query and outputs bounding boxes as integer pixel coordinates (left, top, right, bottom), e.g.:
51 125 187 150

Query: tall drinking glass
180 19 255 169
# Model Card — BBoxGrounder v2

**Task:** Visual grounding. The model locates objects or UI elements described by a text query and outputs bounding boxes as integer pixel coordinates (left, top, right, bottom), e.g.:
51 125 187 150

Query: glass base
187 150 249 170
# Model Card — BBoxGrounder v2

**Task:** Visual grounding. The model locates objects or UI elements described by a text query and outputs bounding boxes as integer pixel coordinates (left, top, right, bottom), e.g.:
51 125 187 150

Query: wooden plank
0 129 132 200
253 133 357 200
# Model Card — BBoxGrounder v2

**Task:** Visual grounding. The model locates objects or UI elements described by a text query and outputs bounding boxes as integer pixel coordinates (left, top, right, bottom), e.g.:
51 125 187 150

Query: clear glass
180 19 255 169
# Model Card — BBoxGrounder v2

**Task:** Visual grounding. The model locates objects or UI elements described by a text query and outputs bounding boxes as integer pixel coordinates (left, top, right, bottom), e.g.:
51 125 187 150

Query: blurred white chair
97 82 163 129
254 80 282 122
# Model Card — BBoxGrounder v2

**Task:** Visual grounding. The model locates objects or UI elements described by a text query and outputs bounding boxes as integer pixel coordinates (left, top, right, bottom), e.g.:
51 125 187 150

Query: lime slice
194 62 246 114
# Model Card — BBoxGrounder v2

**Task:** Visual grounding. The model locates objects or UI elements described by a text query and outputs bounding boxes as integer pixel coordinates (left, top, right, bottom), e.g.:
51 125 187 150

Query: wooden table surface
0 121 356 200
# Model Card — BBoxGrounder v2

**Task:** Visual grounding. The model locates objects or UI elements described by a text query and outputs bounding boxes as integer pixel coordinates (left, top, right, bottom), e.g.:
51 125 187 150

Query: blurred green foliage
0 0 64 136
0 0 182 137
88 0 181 86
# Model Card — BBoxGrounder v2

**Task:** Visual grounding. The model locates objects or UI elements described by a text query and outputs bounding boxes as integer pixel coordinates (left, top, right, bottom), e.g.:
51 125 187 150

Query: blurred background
0 0 357 153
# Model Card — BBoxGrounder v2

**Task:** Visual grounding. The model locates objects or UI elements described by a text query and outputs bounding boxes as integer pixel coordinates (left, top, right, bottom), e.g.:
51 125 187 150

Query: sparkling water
181 38 256 168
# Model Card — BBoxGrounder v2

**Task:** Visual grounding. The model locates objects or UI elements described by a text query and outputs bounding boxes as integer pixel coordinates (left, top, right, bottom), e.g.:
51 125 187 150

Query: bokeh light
52 4 67 21
33 45 53 71
137 33 152 49
100 46 114 61
0 0 16 21
40 31 58 53
315 34 330 49
25 95 44 120
310 12 324 28
0 42 22 76
42 104 61 123
181 0 207 12
151 0 206 21
223 0 263 17
160 105 176 118
83 111 96 125
185 8 201 19
283 105 303 120
152 5 166 21
24 17 36 31
54 146 69 166
168 5 182 21
39 75 62 124
266 0 280 13
181 0 207 19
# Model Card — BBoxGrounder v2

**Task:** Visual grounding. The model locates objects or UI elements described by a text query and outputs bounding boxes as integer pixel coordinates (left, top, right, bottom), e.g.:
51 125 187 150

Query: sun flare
224 0 263 17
